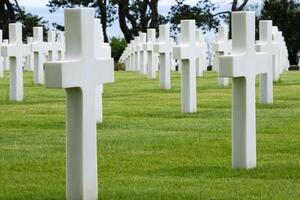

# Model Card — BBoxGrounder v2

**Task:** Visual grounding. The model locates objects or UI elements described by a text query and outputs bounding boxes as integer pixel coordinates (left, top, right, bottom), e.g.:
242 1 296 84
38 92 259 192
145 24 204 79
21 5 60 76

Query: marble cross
57 33 65 60
195 30 206 77
32 27 47 84
213 26 232 86
154 24 173 89
25 37 34 71
1 23 30 101
173 20 198 113
44 8 114 199
0 30 3 78
94 18 112 124
219 11 271 169
47 31 58 61
134 36 140 72
2 39 9 71
256 20 276 104
131 39 136 71
138 32 147 75
144 29 156 79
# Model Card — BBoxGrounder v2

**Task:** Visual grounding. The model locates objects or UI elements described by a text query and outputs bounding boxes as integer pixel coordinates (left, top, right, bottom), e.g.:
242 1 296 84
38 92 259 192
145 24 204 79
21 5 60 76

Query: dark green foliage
47 0 117 42
260 0 300 64
166 0 225 36
16 9 49 41
0 1 48 40
110 37 127 62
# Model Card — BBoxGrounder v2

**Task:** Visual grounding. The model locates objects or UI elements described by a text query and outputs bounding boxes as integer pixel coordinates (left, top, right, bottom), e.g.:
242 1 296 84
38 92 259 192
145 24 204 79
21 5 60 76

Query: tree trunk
149 0 158 30
117 0 132 42
97 0 109 43
0 0 17 38
140 0 149 32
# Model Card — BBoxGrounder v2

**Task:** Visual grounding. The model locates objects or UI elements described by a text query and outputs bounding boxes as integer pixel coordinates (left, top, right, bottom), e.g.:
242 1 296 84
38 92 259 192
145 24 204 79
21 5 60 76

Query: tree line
0 0 299 64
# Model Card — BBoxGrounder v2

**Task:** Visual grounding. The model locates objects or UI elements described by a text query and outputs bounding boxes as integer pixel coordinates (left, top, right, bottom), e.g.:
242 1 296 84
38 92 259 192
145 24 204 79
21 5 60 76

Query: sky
19 0 201 37
19 0 261 38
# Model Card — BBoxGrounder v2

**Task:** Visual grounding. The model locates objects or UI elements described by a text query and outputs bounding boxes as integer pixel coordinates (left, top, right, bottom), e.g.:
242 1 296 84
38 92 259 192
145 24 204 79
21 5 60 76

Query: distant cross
94 18 113 124
154 24 173 89
213 26 231 86
256 20 277 104
25 37 34 71
44 8 114 199
134 36 140 71
195 30 206 77
144 29 156 79
219 12 272 169
47 31 58 61
138 32 147 75
130 39 136 71
169 38 176 71
126 42 132 71
173 20 198 113
1 23 30 101
32 27 47 84
57 33 65 60
0 30 3 78
2 39 9 71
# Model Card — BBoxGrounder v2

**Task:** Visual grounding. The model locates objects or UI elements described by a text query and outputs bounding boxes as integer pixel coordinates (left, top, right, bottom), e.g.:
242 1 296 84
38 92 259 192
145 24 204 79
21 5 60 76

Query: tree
110 37 127 62
0 0 48 40
167 0 222 36
111 0 160 42
260 0 300 64
47 0 117 43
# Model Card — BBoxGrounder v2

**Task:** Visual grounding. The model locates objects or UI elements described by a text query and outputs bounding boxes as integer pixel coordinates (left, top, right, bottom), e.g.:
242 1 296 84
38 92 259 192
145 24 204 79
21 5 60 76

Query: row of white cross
120 13 290 171
0 24 65 101
213 23 290 87
2 8 291 200
119 25 208 91
1 18 111 126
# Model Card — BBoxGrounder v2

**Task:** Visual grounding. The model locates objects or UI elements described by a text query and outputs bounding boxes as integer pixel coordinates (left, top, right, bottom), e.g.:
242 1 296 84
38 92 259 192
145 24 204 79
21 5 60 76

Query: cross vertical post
154 24 172 89
144 29 156 79
45 9 114 199
32 27 46 84
173 20 198 113
219 12 271 169
1 23 25 101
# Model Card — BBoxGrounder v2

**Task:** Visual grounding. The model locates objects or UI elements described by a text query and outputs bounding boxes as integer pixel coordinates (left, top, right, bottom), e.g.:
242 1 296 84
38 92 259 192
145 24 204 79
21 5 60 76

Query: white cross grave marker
169 38 176 71
57 33 65 60
154 24 173 89
0 30 3 78
1 23 30 101
138 32 147 75
144 29 156 79
25 37 34 71
47 31 58 61
256 20 277 104
134 36 140 72
3 39 9 71
131 39 136 71
32 27 47 84
219 12 271 169
195 30 206 77
173 20 198 113
44 8 114 199
94 18 112 124
213 26 232 86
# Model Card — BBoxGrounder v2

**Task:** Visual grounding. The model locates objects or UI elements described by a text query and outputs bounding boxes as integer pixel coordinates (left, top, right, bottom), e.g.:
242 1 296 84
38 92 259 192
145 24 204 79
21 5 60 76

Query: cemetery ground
1 70 300 199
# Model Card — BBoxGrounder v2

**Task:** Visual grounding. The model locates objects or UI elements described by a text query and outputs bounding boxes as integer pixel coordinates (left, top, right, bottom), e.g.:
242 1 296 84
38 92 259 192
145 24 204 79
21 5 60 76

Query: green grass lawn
1 70 300 199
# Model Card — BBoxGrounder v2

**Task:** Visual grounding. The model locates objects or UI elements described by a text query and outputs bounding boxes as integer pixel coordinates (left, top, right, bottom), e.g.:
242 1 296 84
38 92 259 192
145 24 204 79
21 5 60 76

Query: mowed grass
1 70 300 199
